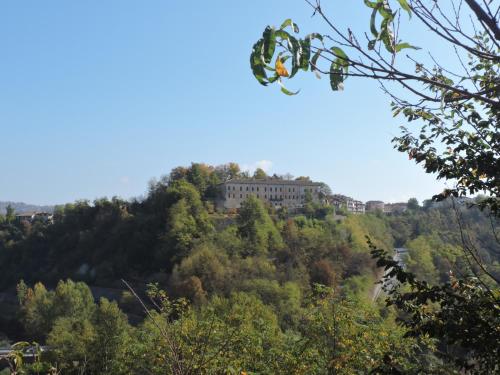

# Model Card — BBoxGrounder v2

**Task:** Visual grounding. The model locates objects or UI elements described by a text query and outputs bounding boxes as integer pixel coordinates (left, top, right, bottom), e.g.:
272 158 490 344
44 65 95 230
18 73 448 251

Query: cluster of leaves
250 0 499 215
370 240 500 374
250 1 418 95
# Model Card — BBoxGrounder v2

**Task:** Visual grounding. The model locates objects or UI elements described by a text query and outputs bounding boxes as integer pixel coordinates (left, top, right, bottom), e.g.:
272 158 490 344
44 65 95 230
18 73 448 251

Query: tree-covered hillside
1 163 498 373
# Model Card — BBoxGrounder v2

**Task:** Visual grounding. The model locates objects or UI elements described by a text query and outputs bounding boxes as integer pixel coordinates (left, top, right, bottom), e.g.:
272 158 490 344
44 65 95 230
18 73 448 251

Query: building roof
15 211 52 218
15 212 36 217
222 179 322 186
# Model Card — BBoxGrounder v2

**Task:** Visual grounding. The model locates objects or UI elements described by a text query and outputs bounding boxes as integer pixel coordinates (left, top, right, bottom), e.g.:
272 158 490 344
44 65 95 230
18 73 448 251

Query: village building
353 200 366 214
218 179 322 210
365 200 385 212
384 202 408 214
328 194 365 214
15 212 53 224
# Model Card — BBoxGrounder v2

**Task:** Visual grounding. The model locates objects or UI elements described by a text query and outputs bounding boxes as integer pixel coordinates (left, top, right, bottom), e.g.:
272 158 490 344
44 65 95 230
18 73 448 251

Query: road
372 248 407 302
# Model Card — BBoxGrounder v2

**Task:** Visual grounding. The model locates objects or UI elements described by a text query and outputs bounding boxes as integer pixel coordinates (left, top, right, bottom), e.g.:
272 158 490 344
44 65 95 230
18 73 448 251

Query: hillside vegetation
0 163 498 374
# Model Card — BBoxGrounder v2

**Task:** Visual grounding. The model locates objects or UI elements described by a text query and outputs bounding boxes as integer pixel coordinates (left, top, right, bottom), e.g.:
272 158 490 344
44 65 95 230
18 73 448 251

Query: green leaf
311 49 322 79
363 0 378 9
370 7 379 37
268 74 280 83
300 33 323 72
287 34 302 78
299 38 311 71
277 78 300 95
262 26 276 64
250 40 269 86
330 47 349 72
280 19 299 33
397 0 412 16
395 42 420 52
380 18 395 53
378 0 395 21
329 63 344 91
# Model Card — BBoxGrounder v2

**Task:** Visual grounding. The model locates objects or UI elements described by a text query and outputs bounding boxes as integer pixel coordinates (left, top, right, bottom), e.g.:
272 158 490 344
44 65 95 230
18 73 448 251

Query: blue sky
0 1 450 205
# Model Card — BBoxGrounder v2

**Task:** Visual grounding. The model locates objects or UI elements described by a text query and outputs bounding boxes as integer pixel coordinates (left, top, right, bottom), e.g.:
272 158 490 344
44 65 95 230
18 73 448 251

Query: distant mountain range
0 201 55 215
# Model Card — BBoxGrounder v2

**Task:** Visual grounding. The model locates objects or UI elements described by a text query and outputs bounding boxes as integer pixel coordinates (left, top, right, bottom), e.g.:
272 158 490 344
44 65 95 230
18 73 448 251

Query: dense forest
1 162 498 374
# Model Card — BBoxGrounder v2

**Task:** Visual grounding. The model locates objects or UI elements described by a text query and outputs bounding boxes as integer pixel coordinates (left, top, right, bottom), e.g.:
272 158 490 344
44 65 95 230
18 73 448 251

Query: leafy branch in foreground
250 0 499 216
369 238 500 374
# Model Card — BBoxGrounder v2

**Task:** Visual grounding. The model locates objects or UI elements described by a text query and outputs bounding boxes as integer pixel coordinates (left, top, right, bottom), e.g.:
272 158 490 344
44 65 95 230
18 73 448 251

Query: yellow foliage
275 57 289 77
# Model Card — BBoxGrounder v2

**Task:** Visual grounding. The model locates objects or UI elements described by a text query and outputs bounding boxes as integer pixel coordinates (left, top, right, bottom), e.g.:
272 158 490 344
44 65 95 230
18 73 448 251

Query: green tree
5 205 15 223
236 196 283 255
159 180 213 263
170 243 229 297
47 317 96 374
253 167 267 179
18 279 95 340
46 298 132 375
90 298 132 374
407 198 420 211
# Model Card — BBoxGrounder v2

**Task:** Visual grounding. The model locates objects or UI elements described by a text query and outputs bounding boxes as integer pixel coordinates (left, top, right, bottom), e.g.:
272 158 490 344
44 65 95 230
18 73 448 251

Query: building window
246 187 249 191
257 194 260 198
257 187 259 191
280 187 282 192
289 188 291 192
252 187 254 191
264 187 267 192
240 194 242 198
240 186 242 191
265 194 267 198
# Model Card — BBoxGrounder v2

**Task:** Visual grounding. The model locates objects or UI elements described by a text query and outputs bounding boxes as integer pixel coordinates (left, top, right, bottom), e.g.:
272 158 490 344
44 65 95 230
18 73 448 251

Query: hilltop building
15 212 53 224
219 178 322 210
365 201 385 212
328 194 365 214
353 200 366 214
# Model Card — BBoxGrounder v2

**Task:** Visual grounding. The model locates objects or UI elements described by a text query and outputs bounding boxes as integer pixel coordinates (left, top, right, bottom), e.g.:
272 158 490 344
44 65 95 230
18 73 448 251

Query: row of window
226 185 315 193
226 193 305 200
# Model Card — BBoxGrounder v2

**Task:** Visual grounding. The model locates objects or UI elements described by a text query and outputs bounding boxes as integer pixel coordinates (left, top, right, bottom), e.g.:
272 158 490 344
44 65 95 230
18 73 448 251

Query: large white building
219 179 322 210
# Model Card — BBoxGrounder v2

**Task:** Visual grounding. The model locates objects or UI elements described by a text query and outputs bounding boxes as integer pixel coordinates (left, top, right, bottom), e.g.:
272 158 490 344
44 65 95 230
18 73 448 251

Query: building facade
365 200 385 212
328 194 365 214
15 212 53 224
384 202 408 214
219 179 322 210
353 200 366 214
